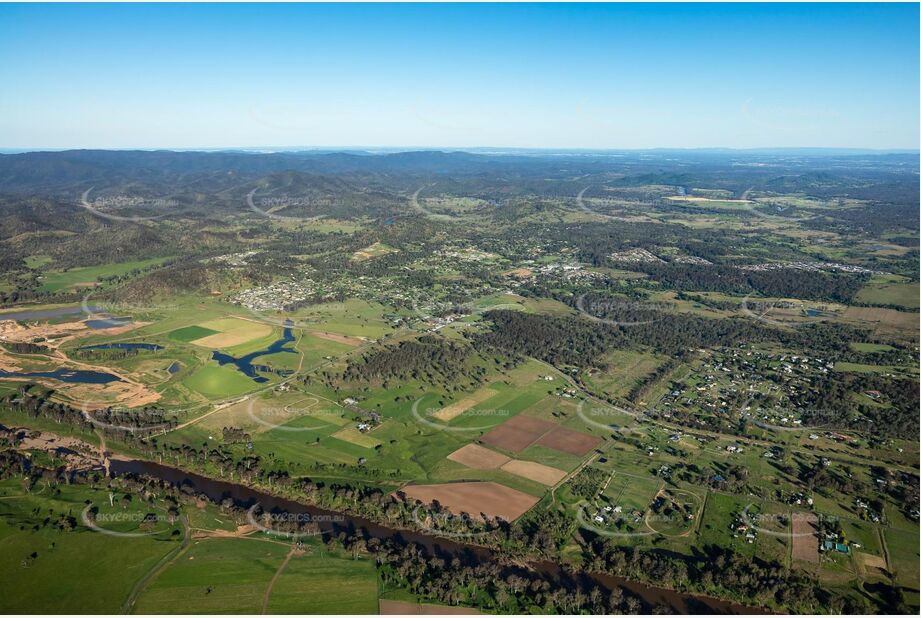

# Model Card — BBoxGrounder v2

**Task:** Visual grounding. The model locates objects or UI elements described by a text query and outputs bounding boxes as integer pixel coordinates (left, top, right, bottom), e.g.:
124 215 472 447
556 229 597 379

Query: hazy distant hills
0 149 916 216
0 149 570 195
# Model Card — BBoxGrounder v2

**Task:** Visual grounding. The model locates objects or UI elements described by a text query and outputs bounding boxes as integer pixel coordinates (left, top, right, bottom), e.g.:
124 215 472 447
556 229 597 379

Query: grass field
132 534 379 615
697 493 789 563
834 362 918 378
848 342 895 353
0 479 180 614
38 257 171 292
855 275 920 309
332 426 383 448
183 364 261 398
24 254 53 269
841 306 919 336
265 541 378 613
885 528 921 590
581 349 668 399
132 538 286 614
285 299 396 339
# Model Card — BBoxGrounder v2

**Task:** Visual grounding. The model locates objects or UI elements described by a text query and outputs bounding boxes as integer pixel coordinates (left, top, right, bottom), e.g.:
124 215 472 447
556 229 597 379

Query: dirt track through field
262 545 298 614
307 331 367 346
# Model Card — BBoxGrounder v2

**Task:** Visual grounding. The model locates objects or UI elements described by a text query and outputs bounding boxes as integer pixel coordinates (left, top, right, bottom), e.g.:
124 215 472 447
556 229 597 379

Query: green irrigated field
296 333 356 370
168 325 220 343
183 364 261 398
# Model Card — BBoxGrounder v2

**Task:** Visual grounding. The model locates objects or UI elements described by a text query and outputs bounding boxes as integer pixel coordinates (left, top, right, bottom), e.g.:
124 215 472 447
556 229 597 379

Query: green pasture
0 479 180 614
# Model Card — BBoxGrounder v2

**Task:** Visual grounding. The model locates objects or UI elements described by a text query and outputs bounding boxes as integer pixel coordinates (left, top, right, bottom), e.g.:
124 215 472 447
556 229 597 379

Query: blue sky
0 3 917 149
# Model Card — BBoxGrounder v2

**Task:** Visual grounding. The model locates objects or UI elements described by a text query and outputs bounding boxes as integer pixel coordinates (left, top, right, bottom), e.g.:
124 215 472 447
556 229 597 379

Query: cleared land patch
480 415 556 452
536 426 601 456
500 459 567 486
446 443 510 469
432 388 498 422
858 552 887 573
503 267 534 279
791 512 819 564
398 481 538 521
352 242 396 261
841 306 919 335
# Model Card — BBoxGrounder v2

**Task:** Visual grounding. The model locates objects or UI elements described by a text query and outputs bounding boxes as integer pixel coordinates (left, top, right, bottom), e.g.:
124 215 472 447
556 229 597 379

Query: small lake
0 368 121 384
211 321 296 383
0 305 103 322
86 317 133 329
79 342 163 351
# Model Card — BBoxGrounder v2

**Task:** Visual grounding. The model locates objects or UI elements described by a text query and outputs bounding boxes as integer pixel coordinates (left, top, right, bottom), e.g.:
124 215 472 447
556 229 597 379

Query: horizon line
1 146 919 155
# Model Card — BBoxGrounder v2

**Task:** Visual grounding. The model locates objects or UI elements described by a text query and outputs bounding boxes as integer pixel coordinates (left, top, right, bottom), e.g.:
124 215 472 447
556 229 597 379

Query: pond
0 368 121 384
0 305 103 322
211 321 296 383
86 317 133 329
79 342 163 351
